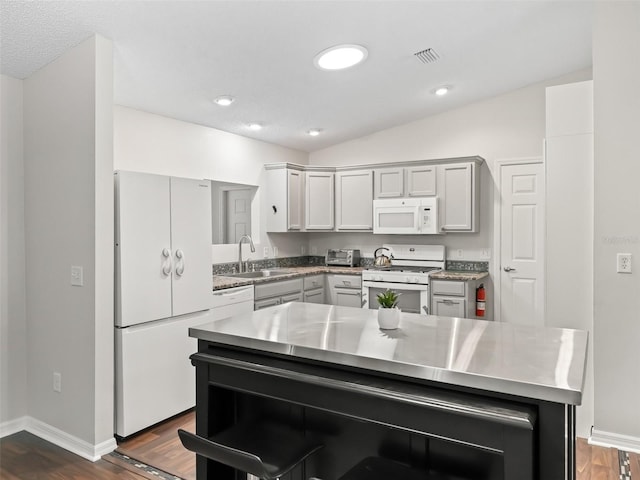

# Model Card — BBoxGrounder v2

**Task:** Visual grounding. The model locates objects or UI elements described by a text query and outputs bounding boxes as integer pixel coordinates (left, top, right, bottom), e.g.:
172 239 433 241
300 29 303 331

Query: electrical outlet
53 372 62 393
480 248 491 259
263 246 269 258
273 246 278 257
301 245 306 255
70 266 83 286
456 249 463 259
617 253 632 273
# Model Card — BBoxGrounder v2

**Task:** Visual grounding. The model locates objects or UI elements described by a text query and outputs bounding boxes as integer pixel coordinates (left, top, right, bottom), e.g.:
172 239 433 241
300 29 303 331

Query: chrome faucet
238 235 255 273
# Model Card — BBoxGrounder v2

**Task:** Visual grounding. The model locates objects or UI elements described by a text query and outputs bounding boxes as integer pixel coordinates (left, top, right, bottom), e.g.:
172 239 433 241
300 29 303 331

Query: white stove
362 244 445 314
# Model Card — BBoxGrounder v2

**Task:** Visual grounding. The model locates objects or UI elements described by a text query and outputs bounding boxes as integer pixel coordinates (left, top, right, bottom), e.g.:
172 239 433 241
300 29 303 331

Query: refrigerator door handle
162 248 172 275
175 249 185 276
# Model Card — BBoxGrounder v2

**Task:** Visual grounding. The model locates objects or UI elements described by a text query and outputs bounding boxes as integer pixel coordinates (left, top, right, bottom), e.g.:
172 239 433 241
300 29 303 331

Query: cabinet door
440 163 473 231
304 288 325 304
170 177 213 317
305 171 334 230
287 169 303 230
407 165 436 196
281 291 304 304
432 297 466 318
254 297 280 310
335 288 363 308
374 168 404 198
116 171 172 327
336 170 373 230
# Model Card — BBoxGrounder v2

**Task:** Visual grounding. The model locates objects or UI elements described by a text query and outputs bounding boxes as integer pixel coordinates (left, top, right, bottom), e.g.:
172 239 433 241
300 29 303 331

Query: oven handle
362 280 429 291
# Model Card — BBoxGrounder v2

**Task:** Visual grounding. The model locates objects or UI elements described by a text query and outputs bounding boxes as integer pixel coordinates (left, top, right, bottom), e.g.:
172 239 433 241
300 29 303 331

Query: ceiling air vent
414 48 440 64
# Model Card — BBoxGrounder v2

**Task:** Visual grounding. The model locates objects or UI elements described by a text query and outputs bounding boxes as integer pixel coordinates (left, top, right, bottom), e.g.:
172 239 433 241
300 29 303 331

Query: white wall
114 106 309 263
0 75 27 429
307 70 592 264
592 2 640 450
545 80 594 439
22 35 114 456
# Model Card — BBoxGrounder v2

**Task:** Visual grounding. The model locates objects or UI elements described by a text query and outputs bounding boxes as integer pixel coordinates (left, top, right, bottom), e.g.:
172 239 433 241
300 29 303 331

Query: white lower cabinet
303 275 325 304
430 278 491 320
327 274 362 308
254 278 304 310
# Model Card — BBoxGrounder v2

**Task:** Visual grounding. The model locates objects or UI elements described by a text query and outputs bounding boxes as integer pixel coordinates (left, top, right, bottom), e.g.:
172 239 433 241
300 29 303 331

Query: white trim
1 416 117 461
590 428 640 454
0 416 29 438
492 156 545 323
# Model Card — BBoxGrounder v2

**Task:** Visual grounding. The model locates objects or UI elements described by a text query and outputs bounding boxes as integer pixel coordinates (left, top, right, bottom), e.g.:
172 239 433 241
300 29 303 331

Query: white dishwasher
115 285 254 438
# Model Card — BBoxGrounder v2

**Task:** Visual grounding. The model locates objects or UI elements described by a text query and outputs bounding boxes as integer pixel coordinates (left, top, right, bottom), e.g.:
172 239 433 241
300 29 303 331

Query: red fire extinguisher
476 284 486 317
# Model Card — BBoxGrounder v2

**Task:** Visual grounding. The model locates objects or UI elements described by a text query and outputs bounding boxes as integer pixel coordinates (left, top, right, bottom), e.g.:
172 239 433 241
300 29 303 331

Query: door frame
492 156 545 323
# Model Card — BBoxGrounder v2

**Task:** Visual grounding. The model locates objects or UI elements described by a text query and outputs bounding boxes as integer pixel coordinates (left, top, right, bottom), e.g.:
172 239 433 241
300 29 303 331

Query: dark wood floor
1 410 638 479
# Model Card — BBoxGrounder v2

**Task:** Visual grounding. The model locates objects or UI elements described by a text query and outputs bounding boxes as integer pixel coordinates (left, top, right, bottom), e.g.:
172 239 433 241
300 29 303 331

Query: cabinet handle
442 299 455 305
162 248 172 275
175 249 185 276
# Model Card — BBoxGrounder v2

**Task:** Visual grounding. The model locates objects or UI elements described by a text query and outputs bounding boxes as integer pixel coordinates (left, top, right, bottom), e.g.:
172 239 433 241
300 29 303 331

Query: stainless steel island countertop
189 302 588 405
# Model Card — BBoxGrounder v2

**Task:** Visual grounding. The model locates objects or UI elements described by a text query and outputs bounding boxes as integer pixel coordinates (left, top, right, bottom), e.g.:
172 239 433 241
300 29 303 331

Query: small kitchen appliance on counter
326 248 361 267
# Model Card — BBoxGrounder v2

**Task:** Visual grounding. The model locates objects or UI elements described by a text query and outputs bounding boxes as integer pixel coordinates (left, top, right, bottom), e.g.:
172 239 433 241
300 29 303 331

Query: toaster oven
326 249 361 267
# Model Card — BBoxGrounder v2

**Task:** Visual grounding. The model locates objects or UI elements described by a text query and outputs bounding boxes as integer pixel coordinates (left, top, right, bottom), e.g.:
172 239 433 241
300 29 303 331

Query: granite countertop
429 271 489 281
213 265 364 291
189 302 588 405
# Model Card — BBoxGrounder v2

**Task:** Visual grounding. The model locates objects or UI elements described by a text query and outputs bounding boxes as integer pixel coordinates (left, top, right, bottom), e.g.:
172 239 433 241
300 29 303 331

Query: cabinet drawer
327 274 362 289
254 278 303 300
304 288 325 304
431 280 466 296
304 275 324 291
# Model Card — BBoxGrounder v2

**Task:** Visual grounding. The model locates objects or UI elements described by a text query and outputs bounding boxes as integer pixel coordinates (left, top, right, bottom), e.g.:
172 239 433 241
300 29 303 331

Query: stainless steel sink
224 269 293 279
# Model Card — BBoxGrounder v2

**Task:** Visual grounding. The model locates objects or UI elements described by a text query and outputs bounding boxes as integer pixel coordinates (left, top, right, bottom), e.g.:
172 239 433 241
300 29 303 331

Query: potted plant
376 289 401 330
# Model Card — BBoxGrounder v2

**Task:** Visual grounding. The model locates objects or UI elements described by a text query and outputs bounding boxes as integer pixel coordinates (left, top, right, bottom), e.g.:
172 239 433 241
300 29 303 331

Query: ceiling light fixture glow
248 123 262 131
434 86 451 96
214 95 235 106
314 44 368 71
307 129 322 136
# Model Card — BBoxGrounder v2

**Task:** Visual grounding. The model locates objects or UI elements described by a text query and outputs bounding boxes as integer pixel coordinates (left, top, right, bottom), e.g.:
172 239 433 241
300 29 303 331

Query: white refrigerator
114 171 213 438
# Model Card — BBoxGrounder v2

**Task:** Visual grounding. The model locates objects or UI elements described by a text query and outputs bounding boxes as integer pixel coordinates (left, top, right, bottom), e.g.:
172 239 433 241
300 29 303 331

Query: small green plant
376 289 400 309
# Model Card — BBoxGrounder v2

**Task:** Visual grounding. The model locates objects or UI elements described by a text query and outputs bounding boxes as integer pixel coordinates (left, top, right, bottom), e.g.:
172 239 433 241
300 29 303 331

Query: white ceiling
1 1 594 152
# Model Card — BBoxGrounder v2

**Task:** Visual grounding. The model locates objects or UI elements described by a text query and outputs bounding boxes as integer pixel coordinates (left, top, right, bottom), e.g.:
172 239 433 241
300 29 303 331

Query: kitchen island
185 302 588 480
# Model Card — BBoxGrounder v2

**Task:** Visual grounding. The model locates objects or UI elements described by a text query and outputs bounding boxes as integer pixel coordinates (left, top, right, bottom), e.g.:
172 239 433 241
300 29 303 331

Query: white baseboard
590 428 640 454
1 416 117 462
0 416 28 438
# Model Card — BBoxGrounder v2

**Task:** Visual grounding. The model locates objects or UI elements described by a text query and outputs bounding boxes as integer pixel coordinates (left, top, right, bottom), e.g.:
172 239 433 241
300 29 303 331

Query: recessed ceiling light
214 95 235 106
314 44 368 71
434 86 451 96
248 123 262 131
307 129 322 136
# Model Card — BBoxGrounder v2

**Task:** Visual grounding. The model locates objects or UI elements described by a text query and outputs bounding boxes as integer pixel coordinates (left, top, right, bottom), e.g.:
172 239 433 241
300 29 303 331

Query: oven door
362 280 430 315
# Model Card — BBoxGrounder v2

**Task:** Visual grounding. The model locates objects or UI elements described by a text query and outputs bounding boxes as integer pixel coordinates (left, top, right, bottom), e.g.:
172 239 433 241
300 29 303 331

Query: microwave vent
414 48 440 64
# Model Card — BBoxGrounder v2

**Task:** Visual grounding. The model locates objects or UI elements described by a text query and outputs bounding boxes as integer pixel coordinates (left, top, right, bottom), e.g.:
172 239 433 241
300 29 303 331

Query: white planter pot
377 307 400 330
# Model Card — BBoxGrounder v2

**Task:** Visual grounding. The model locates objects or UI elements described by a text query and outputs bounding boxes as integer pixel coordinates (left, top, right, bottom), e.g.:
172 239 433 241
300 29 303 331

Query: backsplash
445 261 489 272
212 256 486 274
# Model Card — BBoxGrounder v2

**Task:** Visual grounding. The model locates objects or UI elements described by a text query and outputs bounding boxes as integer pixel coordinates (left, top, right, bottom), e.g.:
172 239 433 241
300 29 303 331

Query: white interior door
499 162 545 326
170 177 213 317
224 188 252 243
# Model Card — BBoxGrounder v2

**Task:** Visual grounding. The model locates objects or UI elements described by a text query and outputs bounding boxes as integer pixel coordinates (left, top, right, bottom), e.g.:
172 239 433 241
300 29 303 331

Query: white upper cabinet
266 165 304 232
438 162 478 232
375 165 436 198
115 171 213 326
305 170 334 230
374 167 404 198
335 169 373 230
406 165 436 196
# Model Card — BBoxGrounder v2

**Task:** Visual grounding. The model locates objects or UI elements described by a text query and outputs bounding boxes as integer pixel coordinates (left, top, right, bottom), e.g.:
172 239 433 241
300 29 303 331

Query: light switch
71 266 83 286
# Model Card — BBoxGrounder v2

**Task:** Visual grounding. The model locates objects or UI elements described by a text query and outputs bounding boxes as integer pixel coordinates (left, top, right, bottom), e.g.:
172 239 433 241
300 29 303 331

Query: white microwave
373 197 440 234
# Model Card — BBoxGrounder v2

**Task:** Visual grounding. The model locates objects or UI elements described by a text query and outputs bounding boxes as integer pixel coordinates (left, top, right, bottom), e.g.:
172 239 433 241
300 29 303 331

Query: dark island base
188 342 576 480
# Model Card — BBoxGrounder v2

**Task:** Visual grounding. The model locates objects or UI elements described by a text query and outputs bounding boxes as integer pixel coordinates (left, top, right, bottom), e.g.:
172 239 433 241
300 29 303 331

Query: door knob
503 266 516 272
